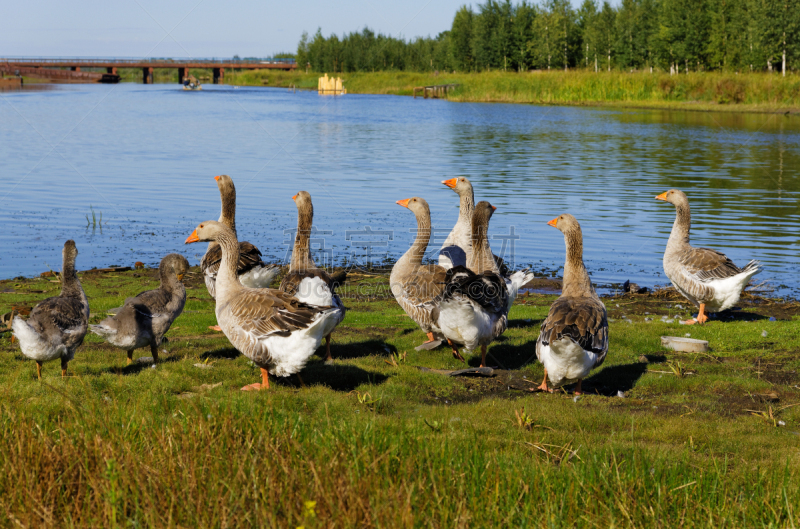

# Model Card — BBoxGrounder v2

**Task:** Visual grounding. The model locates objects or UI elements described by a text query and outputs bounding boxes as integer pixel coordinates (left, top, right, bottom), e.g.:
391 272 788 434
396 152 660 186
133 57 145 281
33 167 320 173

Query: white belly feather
538 336 598 388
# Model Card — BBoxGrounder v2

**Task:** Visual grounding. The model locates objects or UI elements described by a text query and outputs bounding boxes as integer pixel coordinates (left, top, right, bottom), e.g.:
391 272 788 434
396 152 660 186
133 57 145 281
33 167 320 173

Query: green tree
450 6 475 71
577 0 599 70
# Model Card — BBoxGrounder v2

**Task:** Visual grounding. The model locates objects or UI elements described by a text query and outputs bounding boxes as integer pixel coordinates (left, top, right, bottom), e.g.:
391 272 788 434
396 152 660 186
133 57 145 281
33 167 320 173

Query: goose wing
396 265 447 307
202 241 266 279
440 266 508 313
678 247 744 282
537 296 608 367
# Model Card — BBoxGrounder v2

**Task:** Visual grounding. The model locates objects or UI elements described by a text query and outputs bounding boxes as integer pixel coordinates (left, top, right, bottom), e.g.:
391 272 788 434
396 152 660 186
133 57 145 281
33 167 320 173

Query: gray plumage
90 253 189 364
12 240 89 378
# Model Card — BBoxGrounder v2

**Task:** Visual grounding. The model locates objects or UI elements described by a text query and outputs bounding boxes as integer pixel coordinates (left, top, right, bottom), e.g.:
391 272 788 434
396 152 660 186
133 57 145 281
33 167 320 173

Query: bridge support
142 67 153 84
107 67 117 75
213 67 224 84
178 67 189 83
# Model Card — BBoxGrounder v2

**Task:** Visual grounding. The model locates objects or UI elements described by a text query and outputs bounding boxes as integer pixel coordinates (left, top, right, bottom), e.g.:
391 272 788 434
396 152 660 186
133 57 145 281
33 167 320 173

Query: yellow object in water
318 73 345 95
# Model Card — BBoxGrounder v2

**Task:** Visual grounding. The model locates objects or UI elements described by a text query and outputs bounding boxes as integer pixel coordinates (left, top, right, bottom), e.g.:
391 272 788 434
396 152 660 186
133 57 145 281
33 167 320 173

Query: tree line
297 0 800 75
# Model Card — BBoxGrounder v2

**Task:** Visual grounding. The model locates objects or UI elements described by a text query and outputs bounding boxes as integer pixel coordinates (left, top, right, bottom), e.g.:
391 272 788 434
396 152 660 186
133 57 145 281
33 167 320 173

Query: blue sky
1 0 583 58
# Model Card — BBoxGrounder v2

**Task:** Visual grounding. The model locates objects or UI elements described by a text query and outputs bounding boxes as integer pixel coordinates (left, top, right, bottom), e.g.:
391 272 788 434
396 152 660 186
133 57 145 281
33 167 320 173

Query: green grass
1 268 799 526
227 70 800 113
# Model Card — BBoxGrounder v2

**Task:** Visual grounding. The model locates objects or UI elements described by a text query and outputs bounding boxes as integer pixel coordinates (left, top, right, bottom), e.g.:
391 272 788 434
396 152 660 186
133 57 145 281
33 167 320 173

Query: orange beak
292 193 298 201
185 229 200 244
655 191 668 201
491 205 497 212
547 218 558 228
396 198 411 208
442 178 458 189
214 175 221 181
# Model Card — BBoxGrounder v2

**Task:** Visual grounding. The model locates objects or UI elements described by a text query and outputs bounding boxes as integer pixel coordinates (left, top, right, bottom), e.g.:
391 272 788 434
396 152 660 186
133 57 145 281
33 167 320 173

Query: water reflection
0 84 798 297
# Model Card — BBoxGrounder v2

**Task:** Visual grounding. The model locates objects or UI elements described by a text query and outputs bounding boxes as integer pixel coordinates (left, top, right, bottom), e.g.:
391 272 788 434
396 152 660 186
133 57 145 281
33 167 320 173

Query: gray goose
186 221 339 390
439 176 534 308
656 189 760 324
433 201 509 367
390 197 447 349
12 240 89 379
280 191 346 362
90 253 189 365
202 175 280 300
535 214 608 394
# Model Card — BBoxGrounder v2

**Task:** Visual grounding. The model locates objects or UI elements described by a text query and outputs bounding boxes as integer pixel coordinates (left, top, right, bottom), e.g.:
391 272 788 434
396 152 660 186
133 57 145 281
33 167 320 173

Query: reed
228 70 800 112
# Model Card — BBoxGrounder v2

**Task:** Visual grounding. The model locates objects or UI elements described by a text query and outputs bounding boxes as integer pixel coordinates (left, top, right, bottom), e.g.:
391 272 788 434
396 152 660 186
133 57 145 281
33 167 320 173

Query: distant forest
296 0 800 74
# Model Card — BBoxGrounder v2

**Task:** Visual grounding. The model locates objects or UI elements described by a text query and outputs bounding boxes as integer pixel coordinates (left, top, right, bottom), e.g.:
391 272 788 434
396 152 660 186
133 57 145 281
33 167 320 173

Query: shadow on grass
101 354 182 376
328 339 397 360
296 362 389 392
201 347 239 361
470 340 539 370
583 362 649 395
715 310 770 322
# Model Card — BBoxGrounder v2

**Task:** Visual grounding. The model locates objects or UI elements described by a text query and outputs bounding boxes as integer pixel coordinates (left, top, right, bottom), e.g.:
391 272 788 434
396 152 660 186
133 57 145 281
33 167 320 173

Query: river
1 83 798 296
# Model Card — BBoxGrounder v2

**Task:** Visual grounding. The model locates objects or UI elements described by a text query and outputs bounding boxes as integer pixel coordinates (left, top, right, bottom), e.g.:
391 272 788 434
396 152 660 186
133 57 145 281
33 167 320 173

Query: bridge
0 57 297 84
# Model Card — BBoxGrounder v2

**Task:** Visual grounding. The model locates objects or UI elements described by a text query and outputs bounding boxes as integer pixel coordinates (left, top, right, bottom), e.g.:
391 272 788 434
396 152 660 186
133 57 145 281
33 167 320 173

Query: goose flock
11 178 760 394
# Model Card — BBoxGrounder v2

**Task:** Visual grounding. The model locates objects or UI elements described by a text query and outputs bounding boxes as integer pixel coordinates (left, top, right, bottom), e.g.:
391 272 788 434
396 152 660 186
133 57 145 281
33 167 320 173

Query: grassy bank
228 70 800 113
1 267 799 526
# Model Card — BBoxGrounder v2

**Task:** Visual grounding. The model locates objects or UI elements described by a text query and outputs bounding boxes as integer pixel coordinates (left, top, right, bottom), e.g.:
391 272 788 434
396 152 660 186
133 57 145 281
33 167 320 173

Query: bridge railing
0 57 296 65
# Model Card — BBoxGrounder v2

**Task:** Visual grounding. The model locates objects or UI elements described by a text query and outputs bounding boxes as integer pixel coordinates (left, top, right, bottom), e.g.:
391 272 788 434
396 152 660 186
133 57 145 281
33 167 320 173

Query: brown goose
433 201 508 366
12 240 89 379
279 191 345 362
440 176 534 307
656 189 760 324
535 214 608 394
390 197 447 350
186 221 339 390
90 254 189 365
202 175 280 300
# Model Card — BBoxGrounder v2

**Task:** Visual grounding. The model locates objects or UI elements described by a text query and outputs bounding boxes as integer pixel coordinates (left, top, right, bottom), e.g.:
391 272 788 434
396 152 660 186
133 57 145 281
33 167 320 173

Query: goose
535 214 608 394
90 253 189 365
390 197 448 350
186 221 339 390
656 189 761 324
439 177 534 309
279 191 346 362
12 240 89 379
202 175 280 300
433 201 509 366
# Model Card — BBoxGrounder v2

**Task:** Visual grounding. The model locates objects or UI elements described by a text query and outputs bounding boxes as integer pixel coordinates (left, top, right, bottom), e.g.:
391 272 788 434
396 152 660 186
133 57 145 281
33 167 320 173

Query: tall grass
228 70 800 112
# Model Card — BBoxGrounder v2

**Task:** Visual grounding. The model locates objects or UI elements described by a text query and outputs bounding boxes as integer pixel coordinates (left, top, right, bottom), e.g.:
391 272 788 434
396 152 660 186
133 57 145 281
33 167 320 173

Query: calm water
1 83 799 296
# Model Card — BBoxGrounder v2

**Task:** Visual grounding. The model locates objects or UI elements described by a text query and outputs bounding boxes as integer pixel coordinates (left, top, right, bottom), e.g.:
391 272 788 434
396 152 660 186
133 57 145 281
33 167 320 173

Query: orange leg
241 368 270 391
448 339 465 362
536 369 552 393
35 361 43 380
684 303 709 325
574 379 583 395
127 350 134 365
296 373 306 387
61 357 69 378
323 334 332 361
423 332 437 344
208 325 223 332
479 345 487 368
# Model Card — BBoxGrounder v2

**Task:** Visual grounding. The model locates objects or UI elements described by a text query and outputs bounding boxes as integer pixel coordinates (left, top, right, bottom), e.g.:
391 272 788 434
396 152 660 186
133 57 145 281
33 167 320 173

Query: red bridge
0 57 297 84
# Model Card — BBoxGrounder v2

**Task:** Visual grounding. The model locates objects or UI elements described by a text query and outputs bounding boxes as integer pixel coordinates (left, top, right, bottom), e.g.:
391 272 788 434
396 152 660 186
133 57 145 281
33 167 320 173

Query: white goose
439 176 534 309
390 197 448 350
280 191 346 361
535 214 608 394
202 174 280 300
656 189 760 324
12 240 89 379
434 201 509 367
186 221 339 390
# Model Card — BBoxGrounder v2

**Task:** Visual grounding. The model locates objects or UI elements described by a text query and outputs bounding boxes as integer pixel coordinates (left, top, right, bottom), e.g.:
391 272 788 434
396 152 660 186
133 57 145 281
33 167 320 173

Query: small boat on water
182 75 202 91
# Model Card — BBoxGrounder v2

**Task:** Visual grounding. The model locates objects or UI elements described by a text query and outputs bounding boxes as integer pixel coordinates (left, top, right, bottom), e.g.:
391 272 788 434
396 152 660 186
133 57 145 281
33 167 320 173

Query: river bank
0 267 798 525
227 70 800 114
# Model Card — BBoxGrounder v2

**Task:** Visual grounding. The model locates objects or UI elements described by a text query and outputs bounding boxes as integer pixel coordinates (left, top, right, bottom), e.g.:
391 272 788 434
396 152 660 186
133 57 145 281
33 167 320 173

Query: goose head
185 220 234 244
655 189 689 208
161 253 190 282
442 176 473 197
396 196 431 218
292 190 314 216
547 213 581 236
